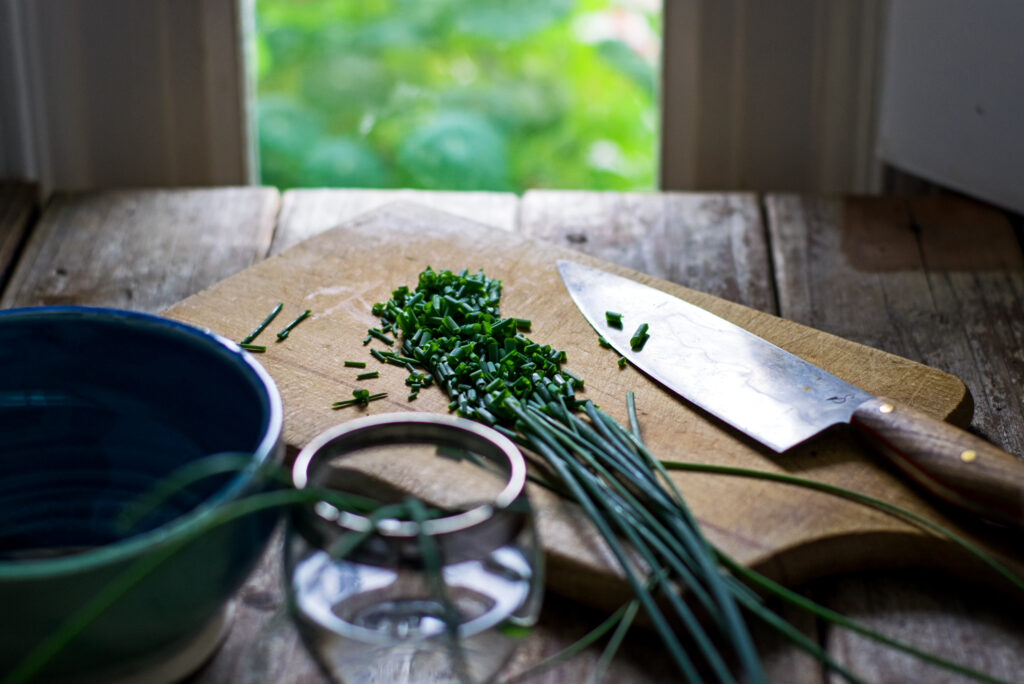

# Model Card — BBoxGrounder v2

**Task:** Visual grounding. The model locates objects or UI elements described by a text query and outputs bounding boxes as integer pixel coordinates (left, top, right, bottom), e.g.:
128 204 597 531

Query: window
254 0 661 192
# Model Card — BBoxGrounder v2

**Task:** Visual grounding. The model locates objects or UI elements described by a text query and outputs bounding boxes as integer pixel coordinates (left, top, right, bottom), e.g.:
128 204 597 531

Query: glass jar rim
292 413 528 543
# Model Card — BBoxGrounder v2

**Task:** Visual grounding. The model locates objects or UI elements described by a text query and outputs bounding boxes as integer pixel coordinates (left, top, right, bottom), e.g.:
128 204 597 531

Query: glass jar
285 413 543 684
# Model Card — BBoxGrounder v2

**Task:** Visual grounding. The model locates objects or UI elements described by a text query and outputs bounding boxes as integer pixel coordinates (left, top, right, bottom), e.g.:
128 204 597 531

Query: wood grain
10 189 1019 683
0 187 280 312
271 188 519 255
852 396 1024 527
766 194 1024 453
0 182 38 296
519 190 776 313
161 201 1024 624
766 193 1024 683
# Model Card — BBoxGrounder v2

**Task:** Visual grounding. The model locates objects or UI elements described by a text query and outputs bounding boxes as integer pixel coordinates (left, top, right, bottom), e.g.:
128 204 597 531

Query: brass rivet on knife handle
852 396 1024 528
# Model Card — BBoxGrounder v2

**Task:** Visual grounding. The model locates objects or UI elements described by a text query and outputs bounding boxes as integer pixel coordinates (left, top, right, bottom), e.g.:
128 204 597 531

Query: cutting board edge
158 199 998 608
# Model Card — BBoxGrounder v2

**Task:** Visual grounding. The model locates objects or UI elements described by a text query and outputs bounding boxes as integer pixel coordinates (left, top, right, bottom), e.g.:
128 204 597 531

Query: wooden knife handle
851 396 1024 528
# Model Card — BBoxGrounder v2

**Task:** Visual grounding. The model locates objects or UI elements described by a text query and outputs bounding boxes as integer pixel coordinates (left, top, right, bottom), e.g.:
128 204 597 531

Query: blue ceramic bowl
0 307 284 681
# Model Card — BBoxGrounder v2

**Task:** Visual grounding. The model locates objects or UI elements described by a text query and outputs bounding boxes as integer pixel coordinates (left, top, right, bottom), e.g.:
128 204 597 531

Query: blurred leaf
452 0 574 41
257 96 325 188
302 137 391 188
255 0 659 192
596 40 656 98
263 26 314 67
255 34 273 82
347 16 428 50
441 80 568 133
300 54 390 115
396 111 509 190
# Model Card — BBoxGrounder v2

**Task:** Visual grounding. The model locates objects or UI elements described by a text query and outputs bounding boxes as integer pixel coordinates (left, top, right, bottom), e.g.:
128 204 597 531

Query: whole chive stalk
630 323 649 351
605 311 623 328
365 266 1018 684
240 302 283 345
277 309 311 341
239 343 266 353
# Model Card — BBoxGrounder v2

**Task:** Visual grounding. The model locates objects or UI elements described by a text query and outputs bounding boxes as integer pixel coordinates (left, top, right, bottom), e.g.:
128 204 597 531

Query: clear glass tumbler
285 413 543 684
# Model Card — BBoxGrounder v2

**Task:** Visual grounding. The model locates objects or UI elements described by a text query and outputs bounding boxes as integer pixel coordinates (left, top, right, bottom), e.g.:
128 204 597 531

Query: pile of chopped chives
364 267 579 426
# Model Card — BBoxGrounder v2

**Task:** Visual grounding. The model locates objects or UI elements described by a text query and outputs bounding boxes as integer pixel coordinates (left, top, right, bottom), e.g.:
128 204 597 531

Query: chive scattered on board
344 360 367 368
277 309 311 341
617 356 627 368
368 328 394 345
240 302 283 345
239 343 266 353
356 371 379 380
352 266 1003 683
332 389 387 409
630 323 650 351
605 311 623 328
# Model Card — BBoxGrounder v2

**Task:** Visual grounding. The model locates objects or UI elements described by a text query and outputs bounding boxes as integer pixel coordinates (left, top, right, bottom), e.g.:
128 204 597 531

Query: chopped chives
356 371 379 380
515 318 531 331
277 309 311 341
605 311 623 328
344 360 367 368
368 328 394 345
630 323 650 351
331 390 388 409
618 356 627 369
240 302 283 344
240 343 266 353
598 336 612 348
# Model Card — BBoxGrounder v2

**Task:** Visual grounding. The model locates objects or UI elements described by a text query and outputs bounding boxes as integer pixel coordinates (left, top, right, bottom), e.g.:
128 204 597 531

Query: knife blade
557 259 1024 528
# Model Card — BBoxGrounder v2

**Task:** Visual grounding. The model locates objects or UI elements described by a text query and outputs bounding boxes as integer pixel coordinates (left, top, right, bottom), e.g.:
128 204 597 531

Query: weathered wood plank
271 189 519 255
519 190 777 313
765 193 1024 684
0 187 280 312
819 573 1024 684
0 182 39 297
766 194 1024 459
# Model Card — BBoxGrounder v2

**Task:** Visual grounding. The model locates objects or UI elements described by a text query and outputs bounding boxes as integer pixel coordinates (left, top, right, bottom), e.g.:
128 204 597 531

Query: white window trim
0 0 253 194
4 0 887 196
661 0 886 194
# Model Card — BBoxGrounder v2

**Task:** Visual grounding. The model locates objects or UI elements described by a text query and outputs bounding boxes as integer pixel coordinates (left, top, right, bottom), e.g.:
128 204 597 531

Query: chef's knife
557 259 1024 528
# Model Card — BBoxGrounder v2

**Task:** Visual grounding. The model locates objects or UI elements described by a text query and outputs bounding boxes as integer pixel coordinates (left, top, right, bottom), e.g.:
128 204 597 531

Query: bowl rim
0 305 284 579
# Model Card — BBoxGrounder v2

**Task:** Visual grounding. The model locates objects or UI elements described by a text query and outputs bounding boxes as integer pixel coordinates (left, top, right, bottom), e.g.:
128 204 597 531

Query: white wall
0 0 252 193
661 0 886 194
877 0 1024 214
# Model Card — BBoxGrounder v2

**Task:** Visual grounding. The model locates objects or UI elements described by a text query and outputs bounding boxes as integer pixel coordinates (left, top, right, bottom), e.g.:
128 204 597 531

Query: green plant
254 0 660 192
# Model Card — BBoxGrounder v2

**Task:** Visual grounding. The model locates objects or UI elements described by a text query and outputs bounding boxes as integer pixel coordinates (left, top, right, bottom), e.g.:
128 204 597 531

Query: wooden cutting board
164 202 1020 610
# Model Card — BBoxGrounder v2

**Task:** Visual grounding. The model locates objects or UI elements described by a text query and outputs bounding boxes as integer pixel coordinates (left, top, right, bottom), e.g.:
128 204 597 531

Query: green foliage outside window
254 0 660 192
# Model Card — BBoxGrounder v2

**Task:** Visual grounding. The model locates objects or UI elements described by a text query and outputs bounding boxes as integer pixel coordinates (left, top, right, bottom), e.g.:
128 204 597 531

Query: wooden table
2 183 1022 682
